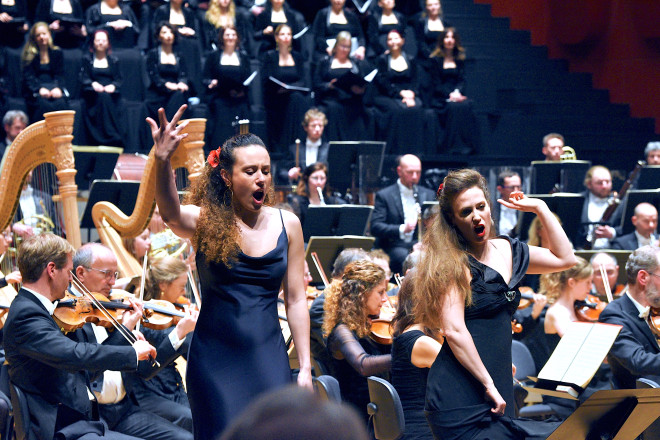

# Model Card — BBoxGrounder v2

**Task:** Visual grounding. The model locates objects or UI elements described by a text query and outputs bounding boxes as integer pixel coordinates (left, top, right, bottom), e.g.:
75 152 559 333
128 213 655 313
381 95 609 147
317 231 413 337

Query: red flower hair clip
436 183 444 199
207 147 221 168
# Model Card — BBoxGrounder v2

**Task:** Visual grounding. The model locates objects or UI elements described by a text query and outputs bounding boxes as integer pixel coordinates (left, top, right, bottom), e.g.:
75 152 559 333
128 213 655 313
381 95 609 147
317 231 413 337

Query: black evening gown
391 330 433 440
311 7 365 61
22 48 70 122
35 0 86 48
202 50 252 151
425 237 558 440
313 57 372 142
145 47 190 121
261 50 311 155
253 5 303 55
186 213 292 439
80 54 124 147
0 1 27 48
366 10 407 60
427 56 480 154
85 3 139 49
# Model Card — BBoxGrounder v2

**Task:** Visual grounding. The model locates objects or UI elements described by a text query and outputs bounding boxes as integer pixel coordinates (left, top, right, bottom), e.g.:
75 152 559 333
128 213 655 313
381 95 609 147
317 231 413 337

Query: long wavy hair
206 0 236 29
413 169 493 329
323 260 386 339
430 27 465 61
295 162 329 198
144 256 187 301
22 22 58 67
184 133 275 265
539 256 590 304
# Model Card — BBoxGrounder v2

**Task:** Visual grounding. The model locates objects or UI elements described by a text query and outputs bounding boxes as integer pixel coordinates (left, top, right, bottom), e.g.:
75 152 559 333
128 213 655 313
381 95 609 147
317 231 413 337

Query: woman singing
149 105 312 439
414 169 574 439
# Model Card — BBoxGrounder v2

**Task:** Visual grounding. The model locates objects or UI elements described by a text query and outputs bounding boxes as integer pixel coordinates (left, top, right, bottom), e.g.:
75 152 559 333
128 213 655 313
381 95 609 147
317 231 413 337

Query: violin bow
310 252 330 288
135 253 148 333
187 267 202 309
599 263 614 303
69 272 159 367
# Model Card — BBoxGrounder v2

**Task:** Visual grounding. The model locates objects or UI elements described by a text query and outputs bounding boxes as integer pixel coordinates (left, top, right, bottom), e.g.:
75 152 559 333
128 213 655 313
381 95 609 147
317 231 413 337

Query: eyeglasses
85 267 119 280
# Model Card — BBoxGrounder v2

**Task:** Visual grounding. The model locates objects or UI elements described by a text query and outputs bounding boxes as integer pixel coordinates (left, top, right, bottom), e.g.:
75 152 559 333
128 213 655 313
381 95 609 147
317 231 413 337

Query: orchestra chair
511 340 557 419
313 375 341 402
636 378 660 440
367 376 404 440
9 381 29 440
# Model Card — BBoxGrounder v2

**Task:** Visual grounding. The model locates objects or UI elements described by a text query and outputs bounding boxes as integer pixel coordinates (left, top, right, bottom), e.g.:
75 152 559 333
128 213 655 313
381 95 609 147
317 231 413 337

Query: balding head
397 154 422 189
632 202 658 239
73 243 118 297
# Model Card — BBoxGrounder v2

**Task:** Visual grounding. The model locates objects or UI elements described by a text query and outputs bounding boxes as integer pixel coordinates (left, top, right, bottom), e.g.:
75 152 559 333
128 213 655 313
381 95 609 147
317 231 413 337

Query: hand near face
497 192 546 214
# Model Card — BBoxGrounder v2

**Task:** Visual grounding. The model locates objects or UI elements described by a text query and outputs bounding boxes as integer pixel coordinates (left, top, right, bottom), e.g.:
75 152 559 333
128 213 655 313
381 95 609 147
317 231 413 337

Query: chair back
367 376 405 440
511 340 536 380
9 382 29 440
637 378 660 440
313 375 342 402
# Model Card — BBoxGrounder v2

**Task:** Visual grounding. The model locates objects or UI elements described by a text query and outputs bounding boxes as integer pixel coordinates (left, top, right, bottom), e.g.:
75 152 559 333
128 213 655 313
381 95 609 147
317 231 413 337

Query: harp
0 110 80 249
91 119 206 278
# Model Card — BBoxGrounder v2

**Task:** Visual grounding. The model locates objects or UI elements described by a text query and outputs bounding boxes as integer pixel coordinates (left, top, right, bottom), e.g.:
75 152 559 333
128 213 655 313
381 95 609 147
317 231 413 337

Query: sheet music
351 0 374 14
243 71 258 86
364 69 378 83
293 26 308 39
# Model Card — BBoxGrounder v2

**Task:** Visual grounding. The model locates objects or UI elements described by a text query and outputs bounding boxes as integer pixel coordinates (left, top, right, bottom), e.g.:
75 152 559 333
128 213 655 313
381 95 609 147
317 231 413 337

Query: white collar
23 287 57 315
306 138 322 148
397 179 414 195
626 291 649 319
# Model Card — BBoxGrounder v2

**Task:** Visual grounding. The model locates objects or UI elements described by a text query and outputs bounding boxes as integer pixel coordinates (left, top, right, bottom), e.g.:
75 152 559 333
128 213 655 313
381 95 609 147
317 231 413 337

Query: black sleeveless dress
186 212 292 439
391 330 433 440
425 237 558 440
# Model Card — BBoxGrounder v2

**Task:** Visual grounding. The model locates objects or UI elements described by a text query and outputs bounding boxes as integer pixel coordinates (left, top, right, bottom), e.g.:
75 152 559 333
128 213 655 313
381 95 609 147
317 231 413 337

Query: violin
370 318 393 345
574 294 607 322
647 308 660 339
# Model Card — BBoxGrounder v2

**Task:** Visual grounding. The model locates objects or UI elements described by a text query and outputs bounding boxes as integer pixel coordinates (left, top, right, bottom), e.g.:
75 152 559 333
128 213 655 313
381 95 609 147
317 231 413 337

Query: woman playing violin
323 260 391 425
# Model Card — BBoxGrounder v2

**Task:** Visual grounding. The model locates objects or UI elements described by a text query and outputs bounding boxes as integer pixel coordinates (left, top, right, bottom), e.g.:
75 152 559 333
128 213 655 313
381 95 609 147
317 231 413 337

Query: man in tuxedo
370 154 435 274
610 202 658 251
71 243 195 437
3 233 157 440
576 165 623 249
493 170 522 237
599 245 660 390
286 109 329 182
0 110 27 161
541 132 564 161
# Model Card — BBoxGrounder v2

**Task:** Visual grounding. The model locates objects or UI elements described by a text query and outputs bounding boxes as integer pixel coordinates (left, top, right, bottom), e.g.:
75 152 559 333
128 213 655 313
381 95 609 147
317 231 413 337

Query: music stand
635 166 660 190
619 189 660 235
530 160 591 194
327 141 386 197
547 388 660 440
80 180 141 229
574 250 632 286
305 236 375 284
517 193 585 244
302 206 373 242
72 146 123 192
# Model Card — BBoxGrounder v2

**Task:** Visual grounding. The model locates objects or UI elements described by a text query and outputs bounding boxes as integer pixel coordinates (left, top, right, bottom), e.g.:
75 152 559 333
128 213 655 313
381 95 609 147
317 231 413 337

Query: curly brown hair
323 260 386 339
184 133 275 265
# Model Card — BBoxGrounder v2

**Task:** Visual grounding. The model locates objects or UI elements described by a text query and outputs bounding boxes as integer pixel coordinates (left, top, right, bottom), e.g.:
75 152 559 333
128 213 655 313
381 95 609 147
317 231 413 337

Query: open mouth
474 224 485 237
253 189 265 203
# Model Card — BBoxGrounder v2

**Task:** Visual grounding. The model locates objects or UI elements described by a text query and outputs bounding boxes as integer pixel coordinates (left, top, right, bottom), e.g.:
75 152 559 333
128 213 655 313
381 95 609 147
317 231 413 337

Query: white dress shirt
397 180 418 243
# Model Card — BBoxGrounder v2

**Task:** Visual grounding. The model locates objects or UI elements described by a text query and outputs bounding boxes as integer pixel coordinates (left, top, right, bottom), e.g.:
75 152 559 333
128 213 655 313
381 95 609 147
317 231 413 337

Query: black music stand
530 160 591 194
305 236 375 284
80 180 141 229
619 189 660 235
302 205 373 242
327 141 386 197
72 146 123 192
574 250 632 286
517 193 585 244
635 165 660 190
547 388 660 440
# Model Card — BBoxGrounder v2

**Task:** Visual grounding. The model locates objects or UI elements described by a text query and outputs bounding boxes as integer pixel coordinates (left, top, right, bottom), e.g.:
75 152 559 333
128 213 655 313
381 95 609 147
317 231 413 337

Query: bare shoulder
181 204 201 218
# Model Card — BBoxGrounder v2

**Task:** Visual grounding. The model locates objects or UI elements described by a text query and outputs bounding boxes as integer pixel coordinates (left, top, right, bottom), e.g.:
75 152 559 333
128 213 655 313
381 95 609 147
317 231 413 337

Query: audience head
302 109 327 143
590 252 619 296
626 245 660 308
542 133 564 161
632 202 658 239
540 256 592 303
332 31 352 59
396 154 422 190
3 110 28 143
331 248 370 279
145 256 188 302
90 29 111 54
584 165 612 199
296 162 328 198
155 21 177 47
122 228 151 261
425 0 442 18
219 385 369 440
323 260 387 338
431 27 464 60
18 234 74 298
496 170 521 201
386 29 404 53
644 141 660 165
73 243 119 297
369 249 392 280
218 25 240 51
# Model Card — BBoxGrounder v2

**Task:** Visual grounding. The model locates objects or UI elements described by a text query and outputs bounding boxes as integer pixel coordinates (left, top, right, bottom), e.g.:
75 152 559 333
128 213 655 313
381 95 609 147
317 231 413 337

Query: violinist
3 234 158 440
599 246 660 390
323 260 391 425
123 256 197 432
71 243 194 440
590 252 624 300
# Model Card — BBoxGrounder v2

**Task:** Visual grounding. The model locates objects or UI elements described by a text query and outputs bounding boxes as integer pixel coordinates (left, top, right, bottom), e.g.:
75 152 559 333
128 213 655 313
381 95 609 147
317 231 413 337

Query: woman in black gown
202 25 252 152
85 0 139 49
289 162 345 227
427 27 480 154
413 169 574 439
21 22 71 122
260 23 311 154
202 0 251 53
254 0 303 55
323 259 391 423
313 31 371 141
35 0 87 49
412 0 447 61
80 30 124 146
311 0 366 62
366 0 406 60
145 22 191 121
149 106 313 439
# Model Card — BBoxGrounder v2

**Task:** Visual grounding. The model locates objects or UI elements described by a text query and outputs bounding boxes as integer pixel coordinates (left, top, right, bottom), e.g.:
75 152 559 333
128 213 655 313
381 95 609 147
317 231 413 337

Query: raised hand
146 105 189 162
497 191 547 213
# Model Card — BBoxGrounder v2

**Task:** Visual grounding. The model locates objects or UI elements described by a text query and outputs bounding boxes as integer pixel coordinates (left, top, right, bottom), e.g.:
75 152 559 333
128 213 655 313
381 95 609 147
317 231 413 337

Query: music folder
334 69 378 92
516 193 585 244
302 205 373 242
305 236 375 285
618 189 660 235
530 160 591 194
635 165 660 190
268 76 310 93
